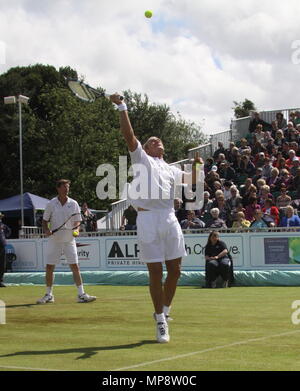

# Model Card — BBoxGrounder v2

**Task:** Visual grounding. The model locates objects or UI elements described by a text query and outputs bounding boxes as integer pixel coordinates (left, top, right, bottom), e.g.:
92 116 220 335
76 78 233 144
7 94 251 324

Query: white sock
77 285 85 296
155 313 166 323
163 305 171 317
46 286 53 296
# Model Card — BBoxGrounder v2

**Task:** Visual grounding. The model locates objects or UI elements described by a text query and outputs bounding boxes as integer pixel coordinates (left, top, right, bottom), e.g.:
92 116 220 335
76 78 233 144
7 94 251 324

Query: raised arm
110 94 138 152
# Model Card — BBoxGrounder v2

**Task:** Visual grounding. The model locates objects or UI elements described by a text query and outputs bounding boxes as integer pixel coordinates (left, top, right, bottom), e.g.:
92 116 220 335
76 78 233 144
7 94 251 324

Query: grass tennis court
0 285 300 371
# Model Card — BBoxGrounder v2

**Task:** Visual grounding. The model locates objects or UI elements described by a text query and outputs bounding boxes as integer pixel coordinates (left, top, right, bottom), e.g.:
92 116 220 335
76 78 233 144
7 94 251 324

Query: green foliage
233 98 257 119
0 64 206 209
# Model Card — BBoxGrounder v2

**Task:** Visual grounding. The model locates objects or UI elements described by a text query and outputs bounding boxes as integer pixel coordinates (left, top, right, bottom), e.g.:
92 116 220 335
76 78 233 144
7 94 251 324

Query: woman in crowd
279 205 300 227
245 197 261 222
267 167 281 192
206 208 227 229
258 185 273 209
204 231 232 288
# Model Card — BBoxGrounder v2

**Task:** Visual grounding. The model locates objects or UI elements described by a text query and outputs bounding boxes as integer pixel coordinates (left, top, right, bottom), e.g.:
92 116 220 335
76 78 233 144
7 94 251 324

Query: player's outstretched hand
110 93 123 106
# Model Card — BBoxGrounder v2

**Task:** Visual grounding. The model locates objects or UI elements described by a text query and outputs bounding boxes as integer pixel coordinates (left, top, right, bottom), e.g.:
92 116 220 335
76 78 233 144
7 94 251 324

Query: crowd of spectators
175 111 300 230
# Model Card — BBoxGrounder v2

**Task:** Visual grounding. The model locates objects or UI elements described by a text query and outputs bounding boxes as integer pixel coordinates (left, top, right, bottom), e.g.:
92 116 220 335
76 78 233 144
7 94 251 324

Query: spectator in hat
0 212 12 288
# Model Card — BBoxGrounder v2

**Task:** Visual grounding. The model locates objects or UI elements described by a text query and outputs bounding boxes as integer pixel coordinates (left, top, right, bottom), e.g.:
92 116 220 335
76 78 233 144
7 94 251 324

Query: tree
233 99 257 119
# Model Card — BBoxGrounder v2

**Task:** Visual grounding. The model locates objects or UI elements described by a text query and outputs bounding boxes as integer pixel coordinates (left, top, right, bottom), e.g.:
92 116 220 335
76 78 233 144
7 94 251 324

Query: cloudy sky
1 0 300 135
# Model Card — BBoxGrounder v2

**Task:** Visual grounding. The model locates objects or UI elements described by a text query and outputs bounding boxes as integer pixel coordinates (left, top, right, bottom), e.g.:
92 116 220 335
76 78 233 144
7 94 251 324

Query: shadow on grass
5 303 39 309
0 340 157 360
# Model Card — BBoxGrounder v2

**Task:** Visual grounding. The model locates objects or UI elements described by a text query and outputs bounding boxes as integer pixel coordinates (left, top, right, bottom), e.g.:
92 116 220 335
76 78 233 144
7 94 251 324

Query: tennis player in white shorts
36 179 96 305
110 93 203 343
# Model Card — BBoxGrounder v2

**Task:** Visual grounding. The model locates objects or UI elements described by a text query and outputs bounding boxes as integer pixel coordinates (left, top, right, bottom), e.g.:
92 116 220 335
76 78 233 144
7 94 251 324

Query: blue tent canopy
0 192 49 212
0 192 50 225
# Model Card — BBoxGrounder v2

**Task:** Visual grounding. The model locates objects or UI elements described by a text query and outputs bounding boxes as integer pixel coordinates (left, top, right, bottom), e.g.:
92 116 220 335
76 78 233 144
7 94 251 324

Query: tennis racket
66 79 123 103
51 213 82 234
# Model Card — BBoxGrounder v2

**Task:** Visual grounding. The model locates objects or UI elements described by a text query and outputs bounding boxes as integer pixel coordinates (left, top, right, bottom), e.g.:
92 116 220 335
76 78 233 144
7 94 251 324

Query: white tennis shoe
36 294 55 304
77 293 97 303
156 321 170 343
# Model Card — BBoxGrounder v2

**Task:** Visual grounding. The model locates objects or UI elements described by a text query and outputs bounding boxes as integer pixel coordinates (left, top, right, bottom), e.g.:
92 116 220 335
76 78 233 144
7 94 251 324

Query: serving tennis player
110 95 202 343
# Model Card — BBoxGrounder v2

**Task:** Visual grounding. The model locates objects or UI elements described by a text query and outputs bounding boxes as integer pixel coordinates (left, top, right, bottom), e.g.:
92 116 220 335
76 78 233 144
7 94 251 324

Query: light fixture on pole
4 94 30 231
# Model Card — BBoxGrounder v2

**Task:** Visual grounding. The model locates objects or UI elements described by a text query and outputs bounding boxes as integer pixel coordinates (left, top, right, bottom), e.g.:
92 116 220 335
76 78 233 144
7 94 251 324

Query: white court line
112 329 300 371
0 365 65 371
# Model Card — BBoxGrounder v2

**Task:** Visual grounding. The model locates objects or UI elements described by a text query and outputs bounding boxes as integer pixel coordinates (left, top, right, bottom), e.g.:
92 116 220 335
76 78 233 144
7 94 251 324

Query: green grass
0 285 300 371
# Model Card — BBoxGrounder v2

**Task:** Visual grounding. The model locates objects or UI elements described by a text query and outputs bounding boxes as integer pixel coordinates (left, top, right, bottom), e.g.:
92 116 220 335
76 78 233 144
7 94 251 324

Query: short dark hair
56 179 71 188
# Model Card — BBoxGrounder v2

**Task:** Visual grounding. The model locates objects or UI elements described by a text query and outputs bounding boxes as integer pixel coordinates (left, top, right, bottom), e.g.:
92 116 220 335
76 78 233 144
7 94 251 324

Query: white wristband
118 103 127 111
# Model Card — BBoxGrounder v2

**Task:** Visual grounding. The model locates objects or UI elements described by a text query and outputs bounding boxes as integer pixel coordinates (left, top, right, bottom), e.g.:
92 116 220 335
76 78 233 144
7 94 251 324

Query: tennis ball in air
145 10 153 18
73 231 79 237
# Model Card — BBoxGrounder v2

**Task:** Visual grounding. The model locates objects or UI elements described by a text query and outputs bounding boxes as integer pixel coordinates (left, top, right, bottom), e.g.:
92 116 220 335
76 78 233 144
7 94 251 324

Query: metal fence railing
259 108 300 125
20 226 300 240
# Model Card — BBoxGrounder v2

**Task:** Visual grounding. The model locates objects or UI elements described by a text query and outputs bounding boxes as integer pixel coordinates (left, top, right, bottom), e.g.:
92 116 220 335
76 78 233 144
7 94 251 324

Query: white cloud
1 0 300 136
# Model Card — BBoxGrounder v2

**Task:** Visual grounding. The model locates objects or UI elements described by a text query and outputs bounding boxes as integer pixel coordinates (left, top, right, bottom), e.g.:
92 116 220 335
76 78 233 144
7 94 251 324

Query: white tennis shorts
136 209 186 263
45 238 78 265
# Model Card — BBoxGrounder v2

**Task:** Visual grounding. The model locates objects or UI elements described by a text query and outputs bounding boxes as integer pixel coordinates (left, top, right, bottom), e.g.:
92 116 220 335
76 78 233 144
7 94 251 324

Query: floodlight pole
18 98 24 230
4 95 29 231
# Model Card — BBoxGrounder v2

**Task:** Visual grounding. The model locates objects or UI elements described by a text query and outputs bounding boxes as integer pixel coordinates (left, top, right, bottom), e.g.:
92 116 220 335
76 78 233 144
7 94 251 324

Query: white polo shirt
128 141 184 211
43 197 81 242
